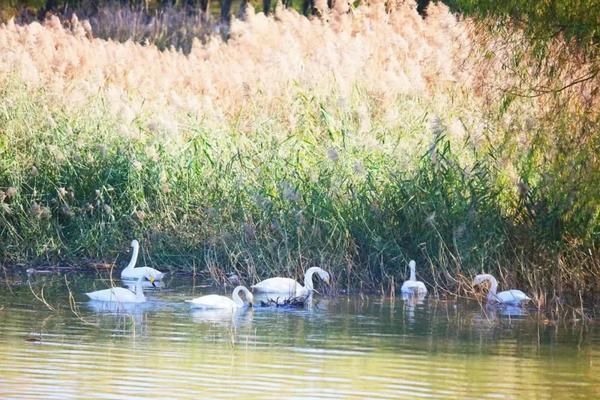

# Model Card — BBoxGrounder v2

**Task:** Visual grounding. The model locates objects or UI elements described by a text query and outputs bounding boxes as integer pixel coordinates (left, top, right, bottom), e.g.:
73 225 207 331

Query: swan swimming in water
251 267 330 299
400 260 428 296
472 273 531 306
186 286 254 310
120 239 165 281
86 274 155 303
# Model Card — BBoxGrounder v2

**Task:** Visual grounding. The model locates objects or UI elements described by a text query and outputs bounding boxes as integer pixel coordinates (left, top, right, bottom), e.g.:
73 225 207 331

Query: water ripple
0 275 599 399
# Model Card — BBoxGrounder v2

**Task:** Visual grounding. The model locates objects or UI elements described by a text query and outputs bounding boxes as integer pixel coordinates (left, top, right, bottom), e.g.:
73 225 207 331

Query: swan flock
81 239 532 310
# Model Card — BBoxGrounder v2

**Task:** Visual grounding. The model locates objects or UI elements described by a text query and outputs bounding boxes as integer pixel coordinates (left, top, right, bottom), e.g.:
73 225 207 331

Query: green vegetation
1 85 484 287
1 81 597 300
446 0 600 45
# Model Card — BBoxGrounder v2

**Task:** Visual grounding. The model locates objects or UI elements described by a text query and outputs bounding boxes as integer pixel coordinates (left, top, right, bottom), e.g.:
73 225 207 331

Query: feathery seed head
6 187 17 198
281 181 299 202
0 203 11 214
30 202 42 218
353 160 365 176
327 147 339 162
135 210 146 222
425 212 436 225
132 160 143 171
40 206 51 220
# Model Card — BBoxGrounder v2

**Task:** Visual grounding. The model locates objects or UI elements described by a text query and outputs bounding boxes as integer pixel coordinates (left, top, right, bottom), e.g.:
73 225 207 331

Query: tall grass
0 1 598 301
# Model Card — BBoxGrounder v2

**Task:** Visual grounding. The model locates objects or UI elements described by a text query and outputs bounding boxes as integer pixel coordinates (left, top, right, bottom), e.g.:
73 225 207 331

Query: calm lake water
0 271 599 399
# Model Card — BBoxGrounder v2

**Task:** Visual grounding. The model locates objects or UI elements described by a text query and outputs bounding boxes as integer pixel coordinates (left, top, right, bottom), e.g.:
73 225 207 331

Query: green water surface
0 271 598 399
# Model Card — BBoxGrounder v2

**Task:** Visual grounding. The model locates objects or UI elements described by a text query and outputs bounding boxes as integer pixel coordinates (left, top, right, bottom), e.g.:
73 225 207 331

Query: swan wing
142 266 165 280
191 308 239 323
400 280 428 295
186 294 236 309
121 266 164 280
296 286 310 299
86 287 138 303
251 277 302 295
496 290 531 305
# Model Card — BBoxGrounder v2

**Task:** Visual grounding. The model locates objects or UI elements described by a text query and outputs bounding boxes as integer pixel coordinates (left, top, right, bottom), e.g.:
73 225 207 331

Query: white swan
120 239 165 281
86 275 155 303
251 267 330 299
186 286 254 310
400 260 428 296
472 274 531 306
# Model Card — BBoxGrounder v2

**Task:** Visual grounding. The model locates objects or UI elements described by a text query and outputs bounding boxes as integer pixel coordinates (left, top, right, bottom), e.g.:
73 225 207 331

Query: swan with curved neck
251 267 331 299
86 274 155 303
186 286 254 309
472 274 531 306
400 260 428 296
121 240 165 281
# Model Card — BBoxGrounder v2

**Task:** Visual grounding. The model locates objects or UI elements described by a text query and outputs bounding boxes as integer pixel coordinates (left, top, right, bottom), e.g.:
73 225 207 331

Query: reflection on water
0 272 599 399
401 292 426 325
190 307 254 328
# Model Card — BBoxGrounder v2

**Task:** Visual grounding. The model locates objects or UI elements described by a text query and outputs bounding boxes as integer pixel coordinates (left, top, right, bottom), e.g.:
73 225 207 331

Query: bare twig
27 279 56 311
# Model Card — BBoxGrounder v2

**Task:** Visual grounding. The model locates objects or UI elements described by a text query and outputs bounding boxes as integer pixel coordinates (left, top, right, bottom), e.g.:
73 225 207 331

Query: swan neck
304 269 317 292
409 265 416 281
135 276 145 301
232 287 245 307
124 243 139 272
488 276 498 295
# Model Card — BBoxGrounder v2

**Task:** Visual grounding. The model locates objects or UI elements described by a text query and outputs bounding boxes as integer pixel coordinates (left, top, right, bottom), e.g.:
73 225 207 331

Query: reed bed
0 1 598 302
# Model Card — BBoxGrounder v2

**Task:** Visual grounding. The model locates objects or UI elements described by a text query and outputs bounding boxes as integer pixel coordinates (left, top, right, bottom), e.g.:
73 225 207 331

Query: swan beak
150 277 156 287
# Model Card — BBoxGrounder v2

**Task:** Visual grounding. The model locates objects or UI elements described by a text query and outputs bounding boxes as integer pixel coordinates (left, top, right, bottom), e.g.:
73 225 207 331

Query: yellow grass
0 2 476 138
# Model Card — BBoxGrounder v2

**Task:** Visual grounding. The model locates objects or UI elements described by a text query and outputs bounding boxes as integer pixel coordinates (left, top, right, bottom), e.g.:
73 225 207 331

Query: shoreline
3 261 598 310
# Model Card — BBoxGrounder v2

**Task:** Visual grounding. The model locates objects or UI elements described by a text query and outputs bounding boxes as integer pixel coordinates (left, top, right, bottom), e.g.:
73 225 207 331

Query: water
1 271 599 399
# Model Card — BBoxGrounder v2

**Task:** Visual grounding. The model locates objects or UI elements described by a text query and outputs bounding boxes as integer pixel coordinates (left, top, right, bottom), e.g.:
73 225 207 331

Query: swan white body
400 260 428 296
86 275 154 303
120 240 165 281
186 286 254 310
473 274 531 306
251 267 330 299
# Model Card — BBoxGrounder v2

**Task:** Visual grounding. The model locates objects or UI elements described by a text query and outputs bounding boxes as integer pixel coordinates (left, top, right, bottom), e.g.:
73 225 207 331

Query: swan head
238 286 254 307
472 274 498 298
318 270 331 285
472 275 485 286
409 260 416 270
472 274 495 287
234 286 254 307
245 290 254 307
147 274 156 287
131 239 139 248
306 267 331 285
